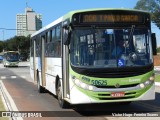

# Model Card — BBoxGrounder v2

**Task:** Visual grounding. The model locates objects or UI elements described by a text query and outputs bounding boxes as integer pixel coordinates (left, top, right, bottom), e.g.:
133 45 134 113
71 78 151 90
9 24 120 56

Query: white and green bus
3 51 19 67
30 8 157 108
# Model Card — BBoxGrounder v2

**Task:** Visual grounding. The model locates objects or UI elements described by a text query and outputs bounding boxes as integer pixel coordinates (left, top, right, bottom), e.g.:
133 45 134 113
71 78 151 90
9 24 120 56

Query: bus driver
112 40 124 58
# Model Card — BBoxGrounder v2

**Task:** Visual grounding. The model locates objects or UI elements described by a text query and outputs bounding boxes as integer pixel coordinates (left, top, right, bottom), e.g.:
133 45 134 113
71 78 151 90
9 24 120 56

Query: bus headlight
149 76 154 81
72 77 94 91
150 73 155 81
75 79 80 85
140 83 145 88
6 62 9 65
81 82 87 89
88 85 94 91
144 80 152 86
140 75 154 88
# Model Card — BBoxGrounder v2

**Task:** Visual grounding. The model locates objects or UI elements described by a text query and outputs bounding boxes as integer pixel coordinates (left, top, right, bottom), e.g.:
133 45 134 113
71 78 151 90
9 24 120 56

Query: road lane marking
1 76 6 79
21 76 26 78
0 75 27 79
11 76 17 79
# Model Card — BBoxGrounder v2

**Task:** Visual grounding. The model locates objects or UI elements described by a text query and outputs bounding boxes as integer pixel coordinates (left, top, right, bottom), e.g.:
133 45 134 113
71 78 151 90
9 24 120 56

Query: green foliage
0 41 4 52
134 0 160 29
157 47 160 53
0 36 30 59
155 74 160 82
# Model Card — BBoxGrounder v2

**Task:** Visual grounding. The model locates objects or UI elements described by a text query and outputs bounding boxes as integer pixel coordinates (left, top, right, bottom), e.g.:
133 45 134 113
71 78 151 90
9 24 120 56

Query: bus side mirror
151 33 157 55
63 27 71 45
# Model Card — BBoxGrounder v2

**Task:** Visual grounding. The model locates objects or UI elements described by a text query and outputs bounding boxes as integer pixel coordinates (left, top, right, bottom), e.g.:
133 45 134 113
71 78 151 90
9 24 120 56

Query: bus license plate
111 92 125 97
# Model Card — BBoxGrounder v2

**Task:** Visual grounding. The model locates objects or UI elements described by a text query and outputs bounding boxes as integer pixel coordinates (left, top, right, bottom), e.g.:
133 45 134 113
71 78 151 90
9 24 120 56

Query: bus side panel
41 36 46 87
45 58 62 95
30 56 34 81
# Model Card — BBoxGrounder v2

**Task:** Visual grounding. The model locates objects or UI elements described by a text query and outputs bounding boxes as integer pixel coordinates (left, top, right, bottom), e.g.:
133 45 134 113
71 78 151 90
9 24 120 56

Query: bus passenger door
33 39 37 82
62 28 70 99
41 36 46 87
62 45 70 99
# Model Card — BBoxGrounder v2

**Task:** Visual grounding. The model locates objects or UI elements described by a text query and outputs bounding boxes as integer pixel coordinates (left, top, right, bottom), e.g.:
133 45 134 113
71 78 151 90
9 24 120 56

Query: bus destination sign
82 14 143 23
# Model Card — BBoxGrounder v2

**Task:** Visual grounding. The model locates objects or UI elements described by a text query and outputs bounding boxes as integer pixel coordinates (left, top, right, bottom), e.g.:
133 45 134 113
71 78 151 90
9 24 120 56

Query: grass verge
155 74 160 82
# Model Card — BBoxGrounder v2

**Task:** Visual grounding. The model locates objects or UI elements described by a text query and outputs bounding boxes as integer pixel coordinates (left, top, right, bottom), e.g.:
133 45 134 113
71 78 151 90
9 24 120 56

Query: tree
0 41 4 52
134 0 160 29
1 36 30 59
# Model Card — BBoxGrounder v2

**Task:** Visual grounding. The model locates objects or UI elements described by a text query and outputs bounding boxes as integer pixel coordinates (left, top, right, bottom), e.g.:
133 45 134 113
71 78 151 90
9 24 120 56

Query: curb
155 82 160 87
154 66 160 71
0 80 23 120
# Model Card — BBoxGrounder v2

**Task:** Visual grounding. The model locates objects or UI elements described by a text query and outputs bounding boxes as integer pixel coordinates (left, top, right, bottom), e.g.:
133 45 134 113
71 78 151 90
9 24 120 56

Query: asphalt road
0 62 160 120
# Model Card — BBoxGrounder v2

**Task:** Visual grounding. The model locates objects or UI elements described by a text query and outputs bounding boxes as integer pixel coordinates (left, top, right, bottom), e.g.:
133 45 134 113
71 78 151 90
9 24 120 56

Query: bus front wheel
57 80 70 108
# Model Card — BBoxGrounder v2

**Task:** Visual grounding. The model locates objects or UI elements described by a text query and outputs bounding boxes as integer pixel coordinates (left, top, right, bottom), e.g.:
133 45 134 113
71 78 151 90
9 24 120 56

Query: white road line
21 76 26 78
1 76 6 79
11 76 17 79
0 76 27 79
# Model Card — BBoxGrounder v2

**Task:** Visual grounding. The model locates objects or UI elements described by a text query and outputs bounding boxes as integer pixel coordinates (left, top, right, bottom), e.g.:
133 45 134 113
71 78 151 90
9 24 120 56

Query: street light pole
2 30 4 41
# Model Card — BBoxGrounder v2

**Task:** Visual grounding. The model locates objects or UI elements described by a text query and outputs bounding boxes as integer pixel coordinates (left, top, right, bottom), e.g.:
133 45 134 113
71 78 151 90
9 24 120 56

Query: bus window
56 25 61 40
50 30 52 42
52 28 56 42
48 26 61 57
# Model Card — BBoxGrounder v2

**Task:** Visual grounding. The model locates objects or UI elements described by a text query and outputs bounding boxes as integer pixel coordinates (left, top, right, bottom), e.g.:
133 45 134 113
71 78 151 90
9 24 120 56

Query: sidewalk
154 66 160 86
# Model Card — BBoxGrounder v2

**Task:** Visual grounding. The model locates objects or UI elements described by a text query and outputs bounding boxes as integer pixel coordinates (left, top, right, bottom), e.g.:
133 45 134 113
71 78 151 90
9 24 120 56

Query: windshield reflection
6 53 19 61
70 28 153 68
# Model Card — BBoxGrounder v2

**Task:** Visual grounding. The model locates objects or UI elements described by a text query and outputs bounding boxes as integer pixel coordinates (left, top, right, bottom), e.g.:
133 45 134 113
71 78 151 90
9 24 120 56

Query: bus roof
62 8 149 19
31 8 150 38
3 51 19 53
31 16 63 37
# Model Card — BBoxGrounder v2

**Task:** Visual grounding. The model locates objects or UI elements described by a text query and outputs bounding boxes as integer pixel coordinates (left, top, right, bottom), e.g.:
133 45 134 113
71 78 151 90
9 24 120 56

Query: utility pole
26 0 28 8
2 30 4 41
2 30 5 52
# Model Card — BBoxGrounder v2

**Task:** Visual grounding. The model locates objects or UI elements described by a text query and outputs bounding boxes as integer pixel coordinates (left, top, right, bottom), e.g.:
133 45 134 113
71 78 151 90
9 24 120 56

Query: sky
0 0 159 46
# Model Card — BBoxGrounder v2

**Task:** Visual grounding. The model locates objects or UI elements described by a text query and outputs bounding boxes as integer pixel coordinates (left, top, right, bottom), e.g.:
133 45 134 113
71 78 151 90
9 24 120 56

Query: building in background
16 7 42 37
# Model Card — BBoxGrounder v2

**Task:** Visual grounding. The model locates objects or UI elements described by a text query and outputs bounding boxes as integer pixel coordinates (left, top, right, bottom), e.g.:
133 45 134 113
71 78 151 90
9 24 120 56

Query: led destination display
82 14 143 23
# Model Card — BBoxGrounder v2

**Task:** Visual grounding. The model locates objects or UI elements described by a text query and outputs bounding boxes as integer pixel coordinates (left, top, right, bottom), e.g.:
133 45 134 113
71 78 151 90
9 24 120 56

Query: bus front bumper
5 61 19 66
69 84 155 104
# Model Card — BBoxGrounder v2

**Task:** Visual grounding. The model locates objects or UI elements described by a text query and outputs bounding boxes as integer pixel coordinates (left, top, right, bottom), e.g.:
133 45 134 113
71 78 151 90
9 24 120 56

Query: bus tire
37 72 45 93
57 80 70 108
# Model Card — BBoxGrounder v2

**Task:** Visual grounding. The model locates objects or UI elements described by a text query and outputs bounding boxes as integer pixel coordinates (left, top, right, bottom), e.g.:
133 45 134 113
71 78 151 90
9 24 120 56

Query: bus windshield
6 52 19 61
70 27 153 68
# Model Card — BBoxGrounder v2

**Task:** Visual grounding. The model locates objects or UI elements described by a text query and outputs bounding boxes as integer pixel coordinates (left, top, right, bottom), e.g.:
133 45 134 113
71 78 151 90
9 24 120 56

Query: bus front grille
98 96 135 100
95 84 139 88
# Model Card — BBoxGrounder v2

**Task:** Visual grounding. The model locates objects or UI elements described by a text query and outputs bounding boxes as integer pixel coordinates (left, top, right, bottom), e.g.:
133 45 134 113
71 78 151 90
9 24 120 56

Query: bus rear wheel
57 80 70 108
